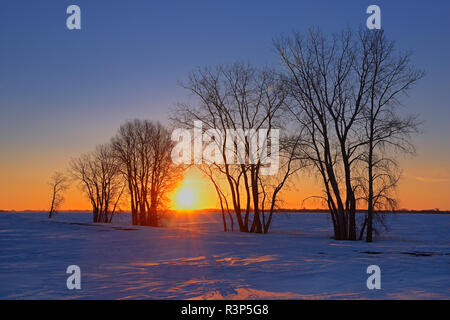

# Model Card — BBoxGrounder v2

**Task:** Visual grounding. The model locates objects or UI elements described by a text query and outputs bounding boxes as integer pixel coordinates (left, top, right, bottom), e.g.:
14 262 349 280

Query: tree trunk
48 191 56 219
359 217 367 240
366 138 374 242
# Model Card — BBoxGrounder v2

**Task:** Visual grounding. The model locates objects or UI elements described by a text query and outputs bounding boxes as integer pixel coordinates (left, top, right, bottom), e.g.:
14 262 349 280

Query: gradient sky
1 0 449 210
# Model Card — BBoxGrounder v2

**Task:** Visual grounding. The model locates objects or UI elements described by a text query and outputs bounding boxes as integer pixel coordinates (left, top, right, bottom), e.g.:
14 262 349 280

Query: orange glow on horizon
1 156 450 211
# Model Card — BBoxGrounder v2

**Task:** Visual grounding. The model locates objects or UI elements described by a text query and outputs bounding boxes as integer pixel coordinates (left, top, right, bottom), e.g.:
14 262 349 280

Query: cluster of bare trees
172 64 304 234
61 120 182 225
275 28 423 241
111 120 183 226
48 27 422 242
173 28 422 240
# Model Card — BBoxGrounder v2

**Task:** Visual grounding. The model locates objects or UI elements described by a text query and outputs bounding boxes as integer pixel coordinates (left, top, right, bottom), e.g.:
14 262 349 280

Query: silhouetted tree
198 164 234 232
260 135 305 233
276 29 363 240
70 144 125 223
48 171 69 218
358 29 423 242
173 63 299 233
111 120 183 227
275 27 423 241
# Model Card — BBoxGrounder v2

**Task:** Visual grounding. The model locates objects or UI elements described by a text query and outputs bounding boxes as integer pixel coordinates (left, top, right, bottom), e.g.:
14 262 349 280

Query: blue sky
1 0 450 209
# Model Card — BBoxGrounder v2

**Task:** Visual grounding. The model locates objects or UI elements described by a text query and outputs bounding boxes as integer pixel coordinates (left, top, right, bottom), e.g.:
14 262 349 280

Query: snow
0 211 449 299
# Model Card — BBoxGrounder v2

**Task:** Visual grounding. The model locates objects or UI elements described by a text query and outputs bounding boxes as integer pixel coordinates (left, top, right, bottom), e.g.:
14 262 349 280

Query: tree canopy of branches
172 63 302 233
111 120 183 227
48 171 69 218
275 28 423 240
70 144 125 223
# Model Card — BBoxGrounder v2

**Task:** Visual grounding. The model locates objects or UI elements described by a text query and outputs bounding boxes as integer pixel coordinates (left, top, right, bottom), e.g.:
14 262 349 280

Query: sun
175 187 196 209
170 168 219 210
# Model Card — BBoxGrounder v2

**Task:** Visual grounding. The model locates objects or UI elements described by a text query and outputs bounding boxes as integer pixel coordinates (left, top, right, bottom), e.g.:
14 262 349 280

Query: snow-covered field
0 211 449 299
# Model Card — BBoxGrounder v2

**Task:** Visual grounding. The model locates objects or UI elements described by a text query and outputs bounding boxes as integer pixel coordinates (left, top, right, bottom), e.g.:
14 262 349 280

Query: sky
0 0 449 211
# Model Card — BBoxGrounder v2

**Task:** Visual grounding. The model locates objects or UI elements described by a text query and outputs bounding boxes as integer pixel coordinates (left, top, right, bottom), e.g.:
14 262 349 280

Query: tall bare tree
358 29 423 242
70 144 125 223
275 28 423 241
48 171 69 218
276 29 364 240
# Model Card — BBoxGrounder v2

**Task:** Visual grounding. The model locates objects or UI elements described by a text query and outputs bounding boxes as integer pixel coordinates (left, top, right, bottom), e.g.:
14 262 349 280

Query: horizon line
2 208 449 214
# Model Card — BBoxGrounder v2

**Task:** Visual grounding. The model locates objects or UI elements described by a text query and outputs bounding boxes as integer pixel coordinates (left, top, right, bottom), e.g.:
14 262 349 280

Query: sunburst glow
176 187 196 209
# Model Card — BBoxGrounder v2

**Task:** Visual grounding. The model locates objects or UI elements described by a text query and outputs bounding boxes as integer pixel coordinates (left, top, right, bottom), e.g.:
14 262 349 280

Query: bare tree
48 171 69 218
111 120 183 227
70 144 125 223
260 134 305 233
148 122 184 226
358 29 423 242
173 63 298 233
198 164 234 232
276 28 364 240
